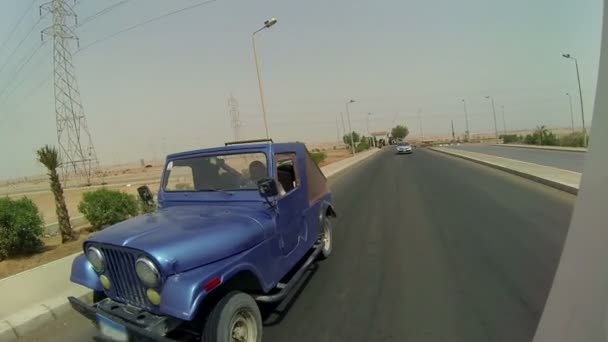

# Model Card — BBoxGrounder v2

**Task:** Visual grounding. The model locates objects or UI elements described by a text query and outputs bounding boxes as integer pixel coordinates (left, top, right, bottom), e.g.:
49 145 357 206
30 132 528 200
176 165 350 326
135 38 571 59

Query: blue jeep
68 140 336 342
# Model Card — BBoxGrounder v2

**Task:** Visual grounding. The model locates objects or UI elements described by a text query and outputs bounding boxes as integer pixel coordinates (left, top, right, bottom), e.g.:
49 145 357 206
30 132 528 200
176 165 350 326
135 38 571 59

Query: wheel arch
320 201 337 222
189 266 267 324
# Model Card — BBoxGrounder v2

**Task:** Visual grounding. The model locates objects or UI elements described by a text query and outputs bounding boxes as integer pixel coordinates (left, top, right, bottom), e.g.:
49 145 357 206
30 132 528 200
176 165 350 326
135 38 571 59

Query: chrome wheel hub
322 221 331 252
230 309 257 342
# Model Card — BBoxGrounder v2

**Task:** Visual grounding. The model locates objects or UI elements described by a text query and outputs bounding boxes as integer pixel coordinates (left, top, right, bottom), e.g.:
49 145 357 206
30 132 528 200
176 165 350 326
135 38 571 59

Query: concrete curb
430 147 580 195
0 147 382 340
321 148 381 179
495 144 587 153
0 291 92 342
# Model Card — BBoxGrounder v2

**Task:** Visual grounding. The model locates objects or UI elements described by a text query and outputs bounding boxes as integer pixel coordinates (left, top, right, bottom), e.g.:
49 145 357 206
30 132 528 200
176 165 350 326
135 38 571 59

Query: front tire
320 217 333 259
202 291 262 342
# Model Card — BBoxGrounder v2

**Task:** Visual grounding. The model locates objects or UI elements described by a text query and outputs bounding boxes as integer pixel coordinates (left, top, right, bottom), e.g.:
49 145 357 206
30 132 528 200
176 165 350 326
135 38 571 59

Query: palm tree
36 145 75 242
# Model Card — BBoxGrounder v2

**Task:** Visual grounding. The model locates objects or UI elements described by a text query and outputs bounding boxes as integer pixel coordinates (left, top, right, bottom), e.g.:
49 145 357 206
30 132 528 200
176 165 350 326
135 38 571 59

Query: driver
248 160 286 195
249 161 267 182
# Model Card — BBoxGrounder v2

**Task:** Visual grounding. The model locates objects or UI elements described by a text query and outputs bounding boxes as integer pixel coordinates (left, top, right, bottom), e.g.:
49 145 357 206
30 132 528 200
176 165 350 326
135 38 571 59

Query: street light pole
461 99 470 141
562 53 587 146
485 96 499 139
345 99 356 155
252 18 278 139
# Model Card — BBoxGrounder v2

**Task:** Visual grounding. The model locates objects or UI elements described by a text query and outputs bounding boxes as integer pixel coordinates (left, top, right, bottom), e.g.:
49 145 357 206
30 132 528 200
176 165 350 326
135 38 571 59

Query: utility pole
461 99 470 141
485 96 499 139
227 94 241 141
345 99 356 155
41 0 98 184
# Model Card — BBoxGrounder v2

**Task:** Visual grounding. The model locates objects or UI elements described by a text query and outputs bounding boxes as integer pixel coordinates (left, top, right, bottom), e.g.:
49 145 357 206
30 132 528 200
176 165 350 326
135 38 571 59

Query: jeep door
274 152 306 258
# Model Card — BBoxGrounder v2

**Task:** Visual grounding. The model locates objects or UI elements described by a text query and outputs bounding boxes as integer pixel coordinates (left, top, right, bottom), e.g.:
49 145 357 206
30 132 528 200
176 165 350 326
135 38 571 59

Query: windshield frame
161 150 270 194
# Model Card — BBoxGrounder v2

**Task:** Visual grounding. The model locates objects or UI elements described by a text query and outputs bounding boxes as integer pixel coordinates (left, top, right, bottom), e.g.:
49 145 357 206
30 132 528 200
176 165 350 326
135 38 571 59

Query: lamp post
484 95 499 139
562 53 587 146
252 18 278 139
345 99 356 154
461 99 470 141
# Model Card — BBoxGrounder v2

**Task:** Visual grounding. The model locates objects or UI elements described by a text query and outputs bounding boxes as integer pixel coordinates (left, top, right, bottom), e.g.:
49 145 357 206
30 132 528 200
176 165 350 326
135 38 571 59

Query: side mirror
257 178 278 198
137 185 154 204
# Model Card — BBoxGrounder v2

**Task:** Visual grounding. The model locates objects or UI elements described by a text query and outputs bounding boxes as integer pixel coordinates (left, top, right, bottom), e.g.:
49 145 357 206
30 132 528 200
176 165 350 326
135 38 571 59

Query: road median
0 147 381 341
430 147 580 194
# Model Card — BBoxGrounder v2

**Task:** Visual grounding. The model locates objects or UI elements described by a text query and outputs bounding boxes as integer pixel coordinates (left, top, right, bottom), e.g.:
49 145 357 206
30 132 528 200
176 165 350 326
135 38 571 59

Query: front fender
70 254 103 291
160 239 275 321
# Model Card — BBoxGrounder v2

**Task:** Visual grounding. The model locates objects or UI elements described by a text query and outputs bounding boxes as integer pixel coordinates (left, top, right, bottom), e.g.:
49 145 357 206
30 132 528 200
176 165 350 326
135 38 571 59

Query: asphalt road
448 145 585 172
19 148 575 342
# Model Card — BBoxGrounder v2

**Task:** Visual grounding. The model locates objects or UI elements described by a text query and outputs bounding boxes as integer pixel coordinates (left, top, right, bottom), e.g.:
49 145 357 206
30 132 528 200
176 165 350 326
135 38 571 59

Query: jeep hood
87 204 271 274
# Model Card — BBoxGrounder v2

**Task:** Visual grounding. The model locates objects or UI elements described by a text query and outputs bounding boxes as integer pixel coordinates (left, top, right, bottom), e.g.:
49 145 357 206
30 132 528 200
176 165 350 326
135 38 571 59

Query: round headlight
86 247 105 273
135 257 160 288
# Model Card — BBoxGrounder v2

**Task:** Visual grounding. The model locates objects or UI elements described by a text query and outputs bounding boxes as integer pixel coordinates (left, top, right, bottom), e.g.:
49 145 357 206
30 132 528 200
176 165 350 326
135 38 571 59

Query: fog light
100 275 111 290
146 289 161 305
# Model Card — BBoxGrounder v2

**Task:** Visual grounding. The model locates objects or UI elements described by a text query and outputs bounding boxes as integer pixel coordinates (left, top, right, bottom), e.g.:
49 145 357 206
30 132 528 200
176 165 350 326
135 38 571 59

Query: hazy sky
0 0 602 179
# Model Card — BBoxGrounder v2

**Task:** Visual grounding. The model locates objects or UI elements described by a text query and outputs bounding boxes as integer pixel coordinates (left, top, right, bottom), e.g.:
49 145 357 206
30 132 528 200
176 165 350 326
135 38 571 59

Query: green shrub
499 134 521 144
524 134 536 145
310 151 327 165
0 197 44 260
78 189 139 231
560 132 586 147
356 137 371 152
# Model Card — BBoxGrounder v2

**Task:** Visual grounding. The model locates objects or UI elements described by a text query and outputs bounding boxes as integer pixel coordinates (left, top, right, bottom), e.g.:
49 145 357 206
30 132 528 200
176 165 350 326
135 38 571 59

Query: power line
11 73 52 112
79 0 218 52
77 0 133 28
0 45 50 106
0 42 47 102
0 0 38 55
0 12 49 79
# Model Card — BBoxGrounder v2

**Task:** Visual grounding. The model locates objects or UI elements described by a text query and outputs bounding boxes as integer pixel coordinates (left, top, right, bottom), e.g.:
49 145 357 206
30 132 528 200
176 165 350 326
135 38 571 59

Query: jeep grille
101 245 152 310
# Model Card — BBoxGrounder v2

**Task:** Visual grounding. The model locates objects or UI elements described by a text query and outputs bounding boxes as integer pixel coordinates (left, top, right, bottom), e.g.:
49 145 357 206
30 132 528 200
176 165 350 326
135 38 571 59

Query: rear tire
201 291 262 342
320 217 333 259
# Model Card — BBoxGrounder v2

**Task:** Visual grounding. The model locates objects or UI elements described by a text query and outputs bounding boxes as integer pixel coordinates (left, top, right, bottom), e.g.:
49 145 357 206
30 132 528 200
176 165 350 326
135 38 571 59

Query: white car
396 142 412 154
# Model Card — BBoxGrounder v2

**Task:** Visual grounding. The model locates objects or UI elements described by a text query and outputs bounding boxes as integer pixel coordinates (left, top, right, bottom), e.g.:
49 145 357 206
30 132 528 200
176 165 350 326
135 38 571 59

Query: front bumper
69 296 180 342
397 149 412 154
